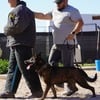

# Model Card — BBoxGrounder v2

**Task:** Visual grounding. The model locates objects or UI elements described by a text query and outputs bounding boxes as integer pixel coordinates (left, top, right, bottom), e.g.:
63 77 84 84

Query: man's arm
71 18 84 34
66 18 84 40
34 12 52 20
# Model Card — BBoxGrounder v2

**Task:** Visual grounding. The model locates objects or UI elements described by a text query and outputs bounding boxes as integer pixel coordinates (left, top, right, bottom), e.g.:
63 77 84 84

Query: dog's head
24 53 45 71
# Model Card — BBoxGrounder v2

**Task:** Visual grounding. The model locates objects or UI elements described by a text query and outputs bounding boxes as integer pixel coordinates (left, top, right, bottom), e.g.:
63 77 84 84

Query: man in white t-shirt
34 0 84 96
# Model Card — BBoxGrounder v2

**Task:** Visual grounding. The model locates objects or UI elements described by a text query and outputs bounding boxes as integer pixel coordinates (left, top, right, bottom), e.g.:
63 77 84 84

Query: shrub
0 59 8 74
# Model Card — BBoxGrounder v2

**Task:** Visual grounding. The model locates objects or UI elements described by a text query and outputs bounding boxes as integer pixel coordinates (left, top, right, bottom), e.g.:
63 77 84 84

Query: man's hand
66 34 74 40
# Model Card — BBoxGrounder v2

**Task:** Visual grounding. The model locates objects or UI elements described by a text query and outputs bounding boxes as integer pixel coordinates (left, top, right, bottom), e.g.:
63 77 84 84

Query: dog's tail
78 68 97 82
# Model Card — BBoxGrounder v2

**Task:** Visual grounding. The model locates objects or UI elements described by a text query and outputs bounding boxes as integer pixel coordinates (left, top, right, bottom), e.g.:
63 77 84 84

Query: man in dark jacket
0 0 43 98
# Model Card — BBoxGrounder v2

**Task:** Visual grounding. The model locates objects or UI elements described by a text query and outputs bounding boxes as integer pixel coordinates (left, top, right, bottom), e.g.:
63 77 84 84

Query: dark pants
48 44 75 66
4 45 43 94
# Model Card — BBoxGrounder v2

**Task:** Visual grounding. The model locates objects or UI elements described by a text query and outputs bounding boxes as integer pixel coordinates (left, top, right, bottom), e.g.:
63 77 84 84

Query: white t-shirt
48 5 82 45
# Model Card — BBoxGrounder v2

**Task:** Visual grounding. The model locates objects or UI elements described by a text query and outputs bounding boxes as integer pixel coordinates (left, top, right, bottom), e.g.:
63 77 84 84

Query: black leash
63 39 82 69
63 39 75 50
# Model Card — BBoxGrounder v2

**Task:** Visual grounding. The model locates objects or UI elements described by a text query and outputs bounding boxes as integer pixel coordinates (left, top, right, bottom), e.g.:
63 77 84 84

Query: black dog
24 53 97 100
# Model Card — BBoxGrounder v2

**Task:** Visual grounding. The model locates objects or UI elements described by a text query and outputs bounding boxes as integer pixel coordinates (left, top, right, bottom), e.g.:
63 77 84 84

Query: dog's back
39 66 97 85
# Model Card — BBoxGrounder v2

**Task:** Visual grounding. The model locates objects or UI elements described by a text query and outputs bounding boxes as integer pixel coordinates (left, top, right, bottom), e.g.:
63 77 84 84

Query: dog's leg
41 84 51 100
65 80 78 96
68 80 78 91
77 79 96 97
51 85 57 98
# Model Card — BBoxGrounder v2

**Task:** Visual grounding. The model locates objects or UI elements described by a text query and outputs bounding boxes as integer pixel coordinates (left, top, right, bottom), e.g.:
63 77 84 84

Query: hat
17 0 20 1
54 0 63 3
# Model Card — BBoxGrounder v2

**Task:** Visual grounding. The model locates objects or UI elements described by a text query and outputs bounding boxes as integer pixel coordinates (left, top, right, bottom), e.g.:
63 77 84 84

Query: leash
63 39 82 69
63 39 75 50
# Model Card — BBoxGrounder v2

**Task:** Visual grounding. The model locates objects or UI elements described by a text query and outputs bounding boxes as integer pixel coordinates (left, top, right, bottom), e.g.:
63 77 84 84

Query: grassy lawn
81 63 95 67
59 62 95 67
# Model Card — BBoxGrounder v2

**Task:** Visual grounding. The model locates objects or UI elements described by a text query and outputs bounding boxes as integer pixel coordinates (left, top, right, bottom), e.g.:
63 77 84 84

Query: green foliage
0 59 8 74
82 63 95 66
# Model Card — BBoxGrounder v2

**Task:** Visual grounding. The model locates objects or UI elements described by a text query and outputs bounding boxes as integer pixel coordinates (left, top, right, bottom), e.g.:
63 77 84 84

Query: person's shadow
45 94 100 100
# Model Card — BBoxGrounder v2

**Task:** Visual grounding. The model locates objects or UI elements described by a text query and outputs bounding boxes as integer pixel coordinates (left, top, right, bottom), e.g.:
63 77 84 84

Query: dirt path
0 67 100 100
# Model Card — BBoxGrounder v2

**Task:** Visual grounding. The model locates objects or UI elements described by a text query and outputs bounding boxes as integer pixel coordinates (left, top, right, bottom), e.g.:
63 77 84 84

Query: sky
0 0 100 33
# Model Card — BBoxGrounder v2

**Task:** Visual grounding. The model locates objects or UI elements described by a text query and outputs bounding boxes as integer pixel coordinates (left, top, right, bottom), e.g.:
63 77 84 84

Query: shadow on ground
45 94 100 100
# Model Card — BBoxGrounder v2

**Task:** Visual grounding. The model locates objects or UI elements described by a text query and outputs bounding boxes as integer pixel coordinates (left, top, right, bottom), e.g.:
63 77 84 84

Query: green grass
82 63 95 66
0 59 8 74
59 62 95 67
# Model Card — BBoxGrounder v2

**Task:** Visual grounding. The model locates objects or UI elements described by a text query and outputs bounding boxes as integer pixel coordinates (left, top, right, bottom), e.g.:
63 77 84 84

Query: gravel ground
0 66 100 100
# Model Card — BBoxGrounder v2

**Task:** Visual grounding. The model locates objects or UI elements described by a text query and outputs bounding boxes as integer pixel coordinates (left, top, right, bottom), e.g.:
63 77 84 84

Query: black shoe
0 92 15 98
28 91 43 99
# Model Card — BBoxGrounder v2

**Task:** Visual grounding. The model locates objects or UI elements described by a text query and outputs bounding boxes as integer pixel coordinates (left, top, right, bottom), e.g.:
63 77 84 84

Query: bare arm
72 18 84 34
66 19 84 40
34 12 52 20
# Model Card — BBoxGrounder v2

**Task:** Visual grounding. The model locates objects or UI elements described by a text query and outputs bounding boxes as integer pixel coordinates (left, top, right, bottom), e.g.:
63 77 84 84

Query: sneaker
63 88 78 96
0 92 15 98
